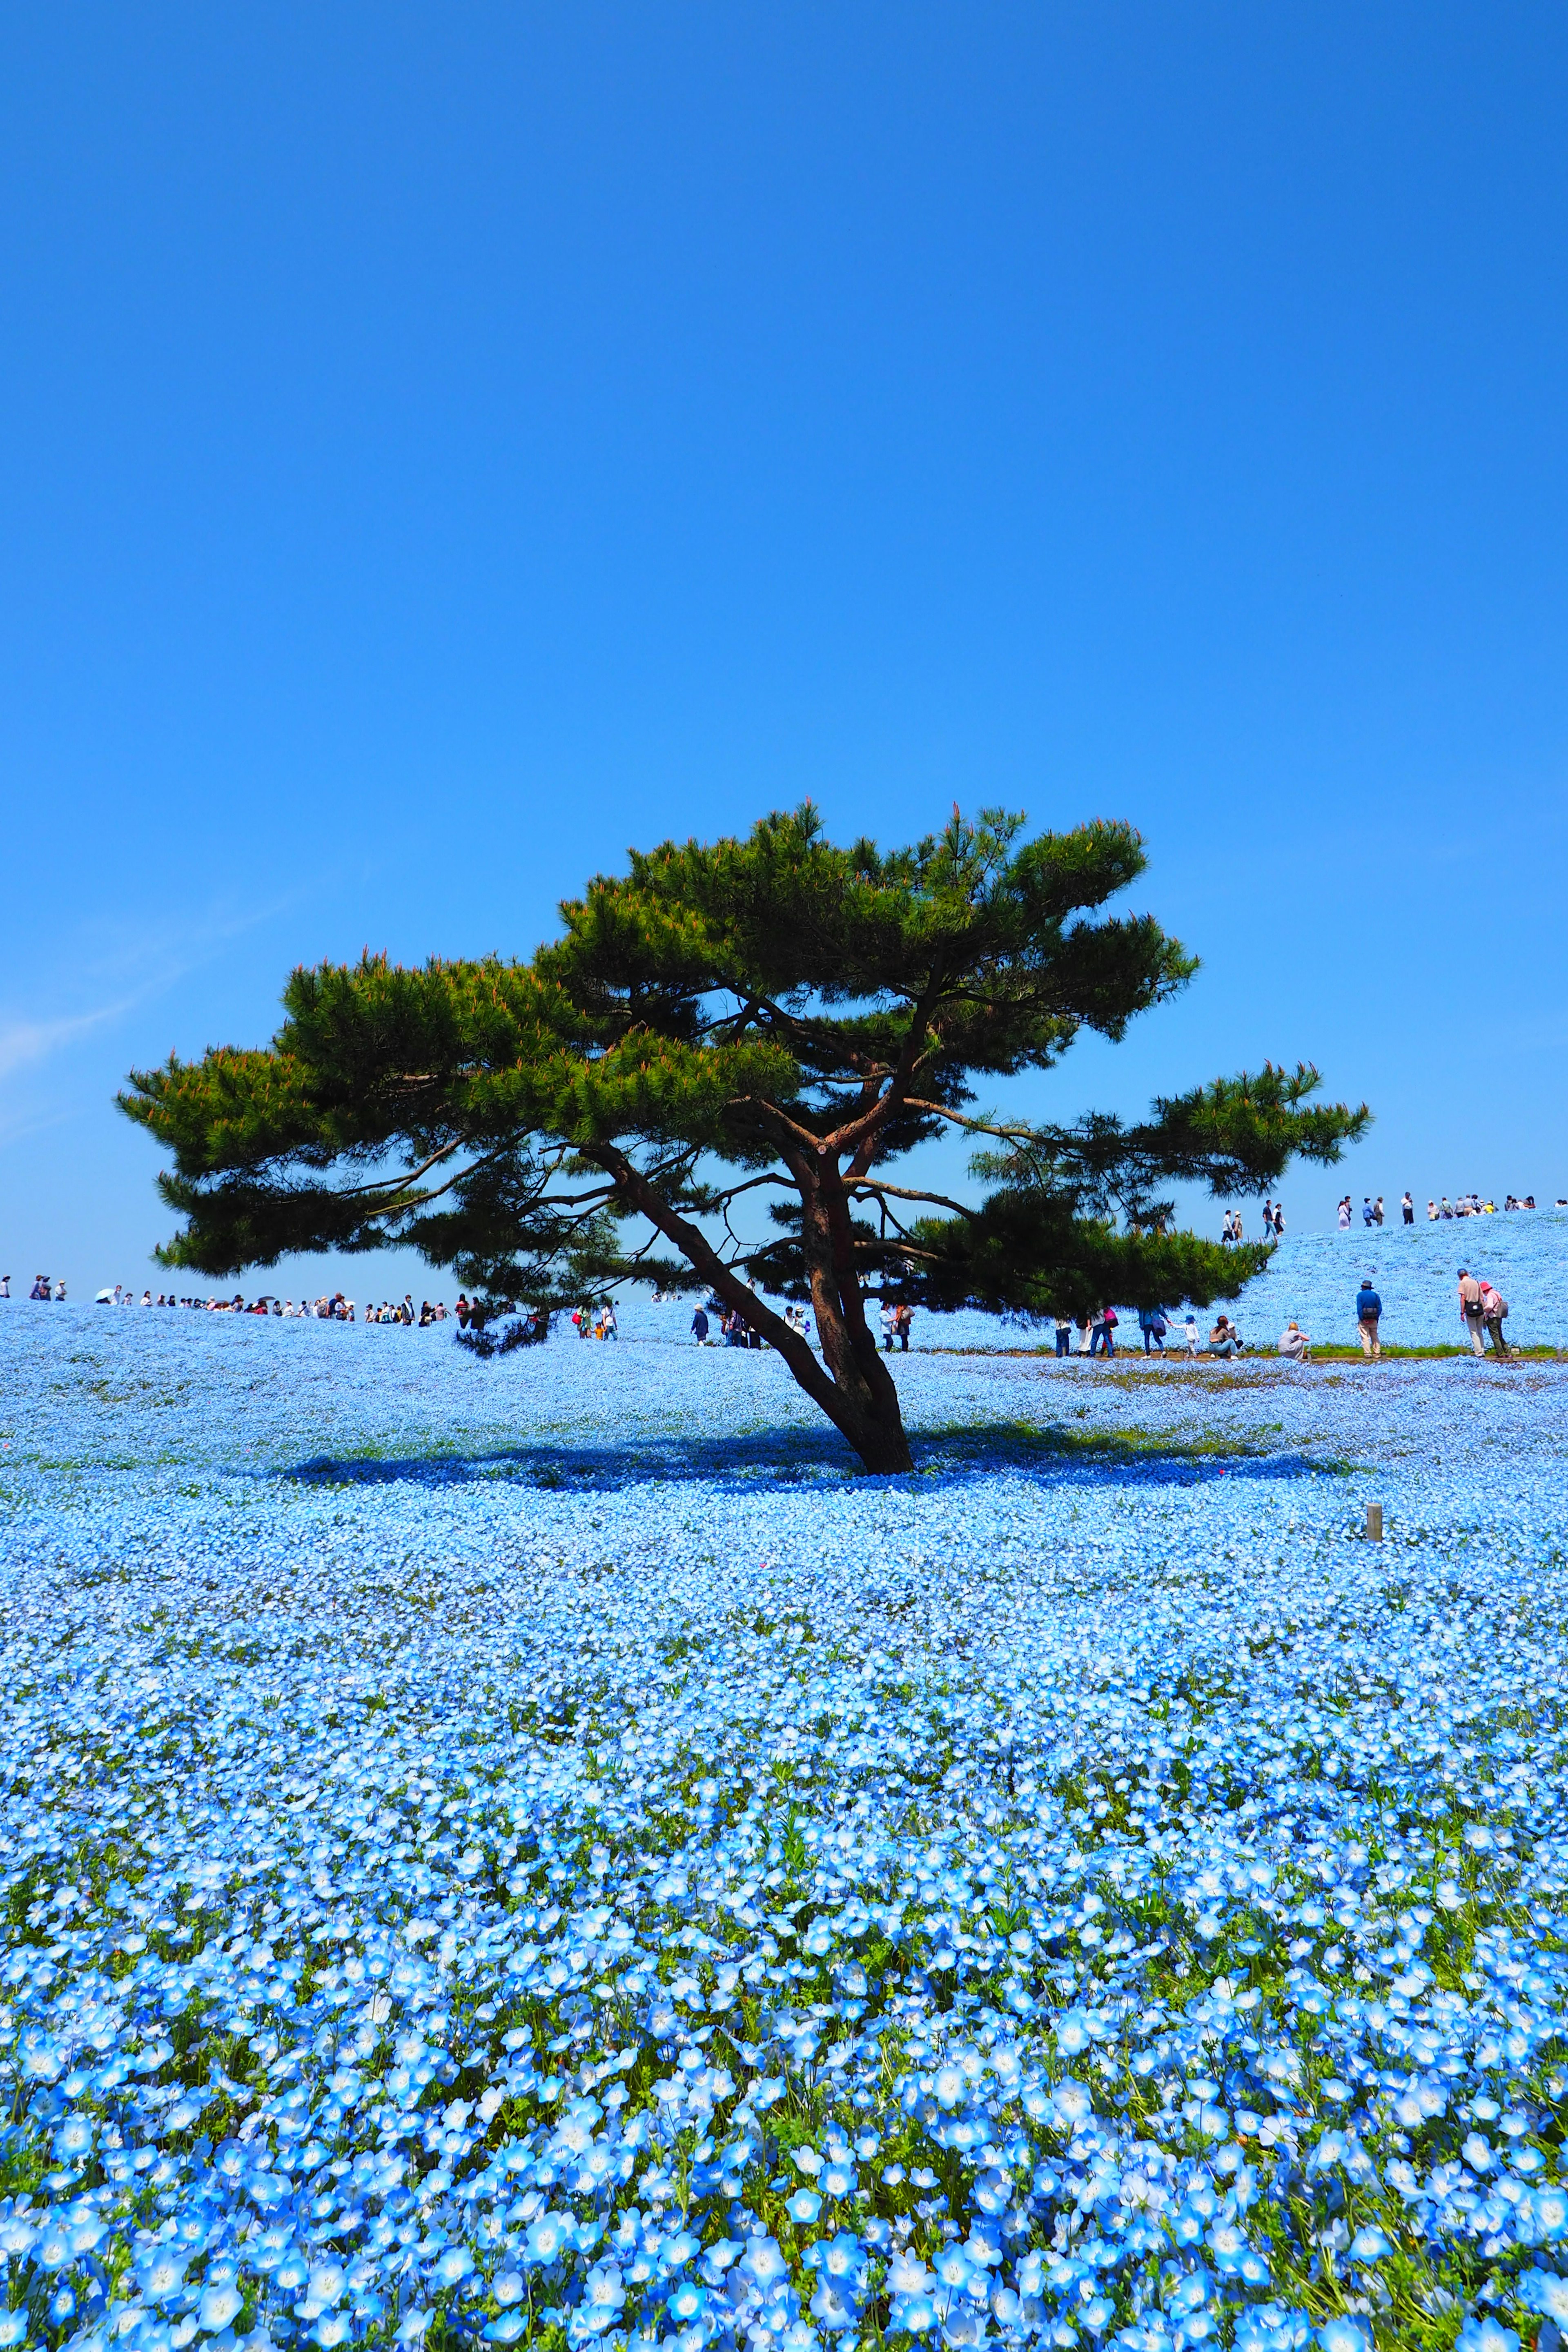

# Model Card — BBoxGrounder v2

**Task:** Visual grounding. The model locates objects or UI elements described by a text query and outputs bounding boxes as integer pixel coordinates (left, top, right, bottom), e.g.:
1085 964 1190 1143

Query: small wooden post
1366 1502 1383 1541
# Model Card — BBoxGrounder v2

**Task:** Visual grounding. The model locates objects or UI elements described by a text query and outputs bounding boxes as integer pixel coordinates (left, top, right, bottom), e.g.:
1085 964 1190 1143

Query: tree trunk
797 1154 914 1473
600 1147 915 1474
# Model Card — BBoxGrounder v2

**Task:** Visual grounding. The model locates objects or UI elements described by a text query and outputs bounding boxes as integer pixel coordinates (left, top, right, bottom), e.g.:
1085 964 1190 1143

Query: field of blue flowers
2 1307 1566 2352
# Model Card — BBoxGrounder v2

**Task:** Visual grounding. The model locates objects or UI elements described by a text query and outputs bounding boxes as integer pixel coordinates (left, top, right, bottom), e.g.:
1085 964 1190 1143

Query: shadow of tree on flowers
280 1416 1337 1494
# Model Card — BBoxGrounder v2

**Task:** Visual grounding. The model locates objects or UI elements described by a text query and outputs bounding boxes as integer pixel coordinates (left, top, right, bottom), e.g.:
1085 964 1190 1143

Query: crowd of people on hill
12 1177 1559 1370
1337 1191 1560 1227
1048 1307 1249 1360
688 1298 800 1348
1221 1201 1286 1243
1268 1265 1515 1364
569 1301 619 1340
66 1287 463 1322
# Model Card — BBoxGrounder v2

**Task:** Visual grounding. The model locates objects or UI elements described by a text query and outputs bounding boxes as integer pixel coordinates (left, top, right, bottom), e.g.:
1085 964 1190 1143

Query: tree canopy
120 806 1368 1469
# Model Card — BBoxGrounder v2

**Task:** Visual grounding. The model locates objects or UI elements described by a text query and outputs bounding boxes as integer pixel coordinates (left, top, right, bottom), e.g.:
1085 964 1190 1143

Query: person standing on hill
1401 1192 1414 1224
1355 1275 1383 1359
1456 1269 1486 1355
1479 1278 1510 1359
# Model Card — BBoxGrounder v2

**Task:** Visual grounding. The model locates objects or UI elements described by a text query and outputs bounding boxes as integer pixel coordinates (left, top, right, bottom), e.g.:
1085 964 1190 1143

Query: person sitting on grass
1207 1314 1240 1358
1277 1321 1312 1363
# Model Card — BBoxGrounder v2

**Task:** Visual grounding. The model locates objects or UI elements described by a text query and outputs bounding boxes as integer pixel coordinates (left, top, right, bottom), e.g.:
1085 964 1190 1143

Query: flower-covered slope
0 1313 1566 2352
605 1207 1568 1353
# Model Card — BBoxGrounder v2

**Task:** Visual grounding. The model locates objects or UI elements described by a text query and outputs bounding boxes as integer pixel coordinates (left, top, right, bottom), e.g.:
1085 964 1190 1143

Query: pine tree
120 806 1368 1470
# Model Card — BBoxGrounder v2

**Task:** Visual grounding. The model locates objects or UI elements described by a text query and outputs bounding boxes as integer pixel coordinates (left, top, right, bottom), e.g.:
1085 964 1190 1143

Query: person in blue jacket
1355 1276 1383 1359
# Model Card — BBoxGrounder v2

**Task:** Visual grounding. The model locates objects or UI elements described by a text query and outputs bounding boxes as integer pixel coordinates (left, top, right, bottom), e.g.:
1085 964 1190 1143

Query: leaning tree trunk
602 1147 915 1474
796 1154 914 1473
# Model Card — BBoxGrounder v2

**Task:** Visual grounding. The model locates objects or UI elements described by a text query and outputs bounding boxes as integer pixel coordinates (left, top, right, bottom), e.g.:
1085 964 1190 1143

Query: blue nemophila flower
1455 2321 1520 2352
1531 2186 1568 2239
198 2282 245 2331
1520 2268 1568 2323
579 2261 625 2331
894 2290 938 2334
1316 2320 1371 2352
666 2279 708 2323
742 2238 788 2289
524 2213 573 2265
139 2247 188 2303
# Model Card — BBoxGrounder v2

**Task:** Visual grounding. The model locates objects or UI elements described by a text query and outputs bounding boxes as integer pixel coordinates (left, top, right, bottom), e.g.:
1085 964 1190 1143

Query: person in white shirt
1277 1321 1311 1362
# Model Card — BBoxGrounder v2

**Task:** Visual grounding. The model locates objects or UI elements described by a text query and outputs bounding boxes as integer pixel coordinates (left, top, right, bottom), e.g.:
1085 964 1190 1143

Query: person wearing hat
1355 1274 1383 1358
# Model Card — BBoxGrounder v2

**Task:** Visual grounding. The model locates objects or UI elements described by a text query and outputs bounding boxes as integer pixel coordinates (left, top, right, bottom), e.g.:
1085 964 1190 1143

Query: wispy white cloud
0 887 309 1086
0 1001 134 1080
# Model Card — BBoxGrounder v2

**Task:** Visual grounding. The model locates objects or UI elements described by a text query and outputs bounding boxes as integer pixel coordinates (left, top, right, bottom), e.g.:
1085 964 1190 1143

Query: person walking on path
1457 1269 1486 1356
894 1303 912 1352
690 1305 710 1344
1355 1275 1383 1359
1138 1305 1168 1355
1053 1314 1073 1358
1479 1278 1510 1359
1089 1305 1116 1357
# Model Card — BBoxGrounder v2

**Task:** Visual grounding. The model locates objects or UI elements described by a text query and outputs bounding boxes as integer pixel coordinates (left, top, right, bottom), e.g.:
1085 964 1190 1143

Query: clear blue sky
3 5 1566 1298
